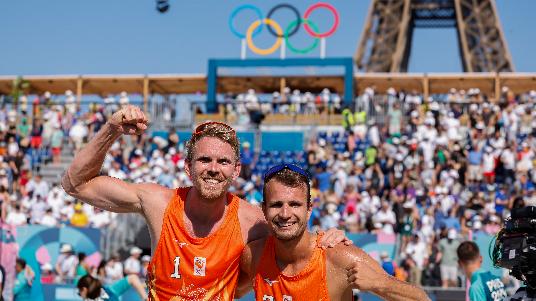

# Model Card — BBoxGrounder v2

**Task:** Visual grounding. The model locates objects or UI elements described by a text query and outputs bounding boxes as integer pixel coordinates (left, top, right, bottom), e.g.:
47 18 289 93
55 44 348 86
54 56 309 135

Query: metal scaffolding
355 0 514 72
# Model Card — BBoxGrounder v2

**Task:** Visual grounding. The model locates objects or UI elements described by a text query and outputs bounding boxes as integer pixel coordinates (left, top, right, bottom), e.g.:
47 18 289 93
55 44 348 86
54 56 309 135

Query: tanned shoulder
237 199 269 244
137 183 175 214
326 243 371 270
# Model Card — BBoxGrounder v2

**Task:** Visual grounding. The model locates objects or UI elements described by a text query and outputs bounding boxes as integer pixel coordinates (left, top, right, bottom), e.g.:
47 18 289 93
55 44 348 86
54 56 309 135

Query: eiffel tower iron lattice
354 0 514 72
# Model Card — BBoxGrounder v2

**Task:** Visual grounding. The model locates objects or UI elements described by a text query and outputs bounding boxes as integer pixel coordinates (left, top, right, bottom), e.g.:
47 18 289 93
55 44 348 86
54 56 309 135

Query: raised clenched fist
108 105 149 135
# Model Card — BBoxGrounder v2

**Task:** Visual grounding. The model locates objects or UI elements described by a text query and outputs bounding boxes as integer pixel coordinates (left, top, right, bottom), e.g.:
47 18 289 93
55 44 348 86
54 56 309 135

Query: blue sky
0 0 533 75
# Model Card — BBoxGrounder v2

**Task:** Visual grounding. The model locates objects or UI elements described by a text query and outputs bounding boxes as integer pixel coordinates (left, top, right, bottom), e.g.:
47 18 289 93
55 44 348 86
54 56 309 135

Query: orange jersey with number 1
254 236 330 301
147 187 245 301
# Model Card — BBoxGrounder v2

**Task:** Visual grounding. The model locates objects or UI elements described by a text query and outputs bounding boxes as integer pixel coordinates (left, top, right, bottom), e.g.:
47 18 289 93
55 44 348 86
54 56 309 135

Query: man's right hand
108 105 149 135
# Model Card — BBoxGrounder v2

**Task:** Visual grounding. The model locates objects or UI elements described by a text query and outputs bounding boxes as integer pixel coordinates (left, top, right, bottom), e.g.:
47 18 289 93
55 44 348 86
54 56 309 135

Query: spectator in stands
26 174 49 200
6 203 27 226
404 234 426 286
50 124 64 164
104 254 124 284
380 251 395 276
14 258 33 301
40 263 55 284
90 207 112 228
438 229 460 288
55 244 78 283
124 247 142 276
140 255 151 280
70 203 89 227
240 141 254 180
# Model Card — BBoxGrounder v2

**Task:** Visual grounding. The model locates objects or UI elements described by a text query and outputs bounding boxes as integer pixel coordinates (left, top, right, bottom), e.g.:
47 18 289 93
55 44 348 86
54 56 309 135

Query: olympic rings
229 4 264 39
229 3 339 56
266 4 301 38
247 19 283 55
285 19 319 54
303 2 339 38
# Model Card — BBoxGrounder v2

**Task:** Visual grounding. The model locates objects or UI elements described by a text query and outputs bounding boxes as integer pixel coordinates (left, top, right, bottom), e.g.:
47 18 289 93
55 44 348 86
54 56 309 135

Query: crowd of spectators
218 88 344 125
1 85 536 293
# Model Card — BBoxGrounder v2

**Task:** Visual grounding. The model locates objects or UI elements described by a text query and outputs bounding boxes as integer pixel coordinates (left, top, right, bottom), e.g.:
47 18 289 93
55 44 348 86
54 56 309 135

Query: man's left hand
318 228 353 249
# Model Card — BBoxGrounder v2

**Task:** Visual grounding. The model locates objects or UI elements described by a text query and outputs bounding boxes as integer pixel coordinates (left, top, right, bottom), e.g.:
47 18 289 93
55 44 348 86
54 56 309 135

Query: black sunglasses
263 163 311 182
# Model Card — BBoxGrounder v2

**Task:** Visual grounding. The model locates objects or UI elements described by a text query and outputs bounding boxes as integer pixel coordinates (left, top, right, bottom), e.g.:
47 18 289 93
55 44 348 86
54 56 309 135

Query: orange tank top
147 187 245 301
254 235 330 301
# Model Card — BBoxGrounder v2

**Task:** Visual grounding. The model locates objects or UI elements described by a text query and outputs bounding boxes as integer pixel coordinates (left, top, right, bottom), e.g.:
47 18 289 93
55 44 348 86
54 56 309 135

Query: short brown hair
263 168 311 205
457 241 480 263
185 122 240 163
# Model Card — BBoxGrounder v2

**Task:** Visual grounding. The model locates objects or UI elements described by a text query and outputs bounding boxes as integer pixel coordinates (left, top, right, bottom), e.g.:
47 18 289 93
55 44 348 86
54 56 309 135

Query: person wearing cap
437 229 461 288
40 263 55 284
140 255 151 279
55 244 78 283
380 251 395 276
457 241 507 301
62 105 348 300
124 247 143 276
70 203 89 227
239 165 429 300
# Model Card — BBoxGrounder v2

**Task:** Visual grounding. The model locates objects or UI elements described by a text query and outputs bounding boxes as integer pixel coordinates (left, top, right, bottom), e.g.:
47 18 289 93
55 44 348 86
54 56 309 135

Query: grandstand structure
355 0 515 72
1 72 535 126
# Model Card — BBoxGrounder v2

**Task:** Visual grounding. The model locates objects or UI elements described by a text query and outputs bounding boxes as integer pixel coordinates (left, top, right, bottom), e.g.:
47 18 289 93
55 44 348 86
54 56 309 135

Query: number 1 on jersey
170 256 181 279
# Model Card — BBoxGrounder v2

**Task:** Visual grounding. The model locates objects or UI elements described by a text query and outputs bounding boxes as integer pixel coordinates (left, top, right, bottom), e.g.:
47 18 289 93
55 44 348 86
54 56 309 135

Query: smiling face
263 180 311 241
185 136 240 201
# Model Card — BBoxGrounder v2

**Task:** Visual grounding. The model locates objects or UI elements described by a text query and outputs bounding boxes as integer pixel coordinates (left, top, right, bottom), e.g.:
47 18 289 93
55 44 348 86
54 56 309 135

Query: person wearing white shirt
47 187 65 218
405 234 427 286
6 204 27 226
26 174 49 200
55 244 78 282
123 247 142 276
104 255 124 284
90 207 111 228
374 202 397 234
108 162 126 180
39 208 58 227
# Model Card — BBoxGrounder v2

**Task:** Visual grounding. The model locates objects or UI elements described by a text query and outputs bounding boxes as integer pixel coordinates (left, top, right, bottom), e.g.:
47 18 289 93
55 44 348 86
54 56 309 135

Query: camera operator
457 241 507 301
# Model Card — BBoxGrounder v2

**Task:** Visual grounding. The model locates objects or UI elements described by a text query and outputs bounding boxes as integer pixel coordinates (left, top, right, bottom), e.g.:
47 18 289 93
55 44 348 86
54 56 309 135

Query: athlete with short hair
457 241 507 301
63 105 348 300
239 164 430 300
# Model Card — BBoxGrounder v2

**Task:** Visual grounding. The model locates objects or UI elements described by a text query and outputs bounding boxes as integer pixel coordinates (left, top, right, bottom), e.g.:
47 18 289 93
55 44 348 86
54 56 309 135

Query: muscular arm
236 238 266 298
62 106 148 214
327 244 429 301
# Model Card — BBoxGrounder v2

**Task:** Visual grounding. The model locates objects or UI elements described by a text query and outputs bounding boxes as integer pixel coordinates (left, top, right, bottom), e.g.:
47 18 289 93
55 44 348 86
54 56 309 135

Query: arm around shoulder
236 238 266 298
328 244 430 301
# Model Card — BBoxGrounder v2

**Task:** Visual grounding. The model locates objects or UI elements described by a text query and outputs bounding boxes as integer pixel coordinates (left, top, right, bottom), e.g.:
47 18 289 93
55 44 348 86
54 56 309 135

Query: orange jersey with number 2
254 236 330 301
147 187 245 301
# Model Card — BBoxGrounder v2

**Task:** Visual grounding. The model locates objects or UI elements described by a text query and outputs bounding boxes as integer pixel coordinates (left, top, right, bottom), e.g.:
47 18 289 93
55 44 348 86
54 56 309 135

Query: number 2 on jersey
170 256 181 279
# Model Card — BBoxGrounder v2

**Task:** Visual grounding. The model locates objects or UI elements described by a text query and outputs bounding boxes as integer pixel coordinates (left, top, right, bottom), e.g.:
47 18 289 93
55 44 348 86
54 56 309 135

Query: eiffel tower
355 0 515 72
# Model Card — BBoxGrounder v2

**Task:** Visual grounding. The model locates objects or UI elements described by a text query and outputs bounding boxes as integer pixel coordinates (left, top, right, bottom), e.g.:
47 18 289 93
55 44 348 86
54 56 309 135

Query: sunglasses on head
263 163 311 182
193 121 235 136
